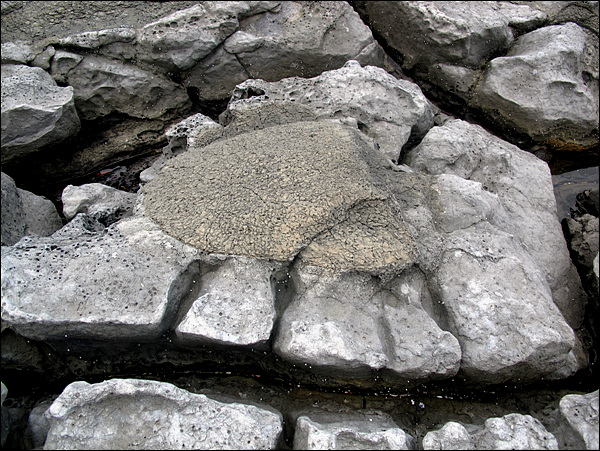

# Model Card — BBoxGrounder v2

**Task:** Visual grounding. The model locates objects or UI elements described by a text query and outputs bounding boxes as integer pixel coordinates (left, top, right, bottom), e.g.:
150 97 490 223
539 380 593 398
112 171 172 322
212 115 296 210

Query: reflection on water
552 166 599 221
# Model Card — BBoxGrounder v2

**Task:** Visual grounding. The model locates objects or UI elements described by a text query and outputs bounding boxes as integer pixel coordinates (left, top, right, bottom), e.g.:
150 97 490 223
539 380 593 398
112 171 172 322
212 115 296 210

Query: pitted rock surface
142 121 417 271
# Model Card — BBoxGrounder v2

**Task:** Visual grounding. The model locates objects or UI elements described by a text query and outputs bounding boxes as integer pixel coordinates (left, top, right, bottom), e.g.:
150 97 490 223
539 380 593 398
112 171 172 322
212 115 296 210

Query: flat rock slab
143 120 417 271
1 215 198 341
43 378 283 450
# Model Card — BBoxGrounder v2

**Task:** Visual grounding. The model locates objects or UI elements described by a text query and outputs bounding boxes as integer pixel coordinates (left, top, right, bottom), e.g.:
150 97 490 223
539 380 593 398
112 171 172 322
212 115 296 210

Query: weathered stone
143 120 414 264
557 390 599 450
273 265 461 381
27 401 52 449
294 410 414 450
224 61 433 161
406 119 586 329
473 23 599 149
1 215 199 341
44 378 283 450
61 183 137 225
1 172 62 246
174 255 281 349
423 414 559 450
60 54 191 120
1 40 34 64
1 64 80 162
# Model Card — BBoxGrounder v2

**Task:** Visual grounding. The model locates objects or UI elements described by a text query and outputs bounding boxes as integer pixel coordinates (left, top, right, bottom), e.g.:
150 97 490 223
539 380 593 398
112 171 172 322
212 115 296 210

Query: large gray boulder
1 172 62 246
294 410 414 450
405 119 586 329
474 22 599 150
557 390 599 450
1 64 80 162
223 60 433 161
43 378 283 450
1 215 199 341
423 414 559 450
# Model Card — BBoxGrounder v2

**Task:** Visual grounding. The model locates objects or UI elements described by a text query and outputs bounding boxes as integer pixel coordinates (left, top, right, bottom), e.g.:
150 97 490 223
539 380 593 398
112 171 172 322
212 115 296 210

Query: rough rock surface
294 410 414 450
557 390 599 450
473 22 599 149
1 172 62 246
1 64 80 162
423 414 559 450
43 378 283 450
405 119 586 329
223 61 434 161
61 183 138 225
1 215 198 341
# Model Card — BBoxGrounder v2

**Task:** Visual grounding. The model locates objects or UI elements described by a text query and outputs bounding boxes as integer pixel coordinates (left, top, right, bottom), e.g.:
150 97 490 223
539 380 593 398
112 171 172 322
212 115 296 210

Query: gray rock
405 119 587 329
474 22 599 149
1 40 34 64
294 410 414 450
59 54 191 120
137 2 280 72
557 390 599 450
174 255 282 349
43 378 283 450
1 215 199 341
61 183 138 225
595 253 599 282
423 414 559 450
273 265 461 381
165 112 224 156
563 214 600 279
49 50 83 85
1 172 62 246
224 60 433 161
1 64 80 162
0 382 6 405
27 401 52 449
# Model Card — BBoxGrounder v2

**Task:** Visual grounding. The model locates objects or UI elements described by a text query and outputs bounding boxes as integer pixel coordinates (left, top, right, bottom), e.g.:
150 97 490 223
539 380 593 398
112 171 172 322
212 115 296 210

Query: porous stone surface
143 120 416 266
61 183 138 225
175 255 282 349
43 378 283 450
1 64 80 162
557 390 599 450
423 414 559 450
1 172 26 246
224 61 434 161
474 22 599 149
294 410 414 450
405 119 586 329
1 215 198 341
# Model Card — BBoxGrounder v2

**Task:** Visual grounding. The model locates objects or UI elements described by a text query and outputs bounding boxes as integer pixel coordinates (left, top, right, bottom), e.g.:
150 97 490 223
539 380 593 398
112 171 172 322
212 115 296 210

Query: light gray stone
0 382 6 405
273 265 461 380
474 22 599 149
174 255 281 349
558 390 599 450
1 215 199 341
44 378 283 450
61 183 137 225
60 54 191 121
474 414 558 450
423 415 559 450
294 410 414 450
224 60 433 161
1 172 62 245
1 64 80 162
406 119 587 329
1 40 35 64
49 50 83 85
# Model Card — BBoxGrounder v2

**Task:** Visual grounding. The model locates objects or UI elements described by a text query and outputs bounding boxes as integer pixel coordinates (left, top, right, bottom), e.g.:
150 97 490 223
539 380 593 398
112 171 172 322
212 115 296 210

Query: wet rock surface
1 1 598 450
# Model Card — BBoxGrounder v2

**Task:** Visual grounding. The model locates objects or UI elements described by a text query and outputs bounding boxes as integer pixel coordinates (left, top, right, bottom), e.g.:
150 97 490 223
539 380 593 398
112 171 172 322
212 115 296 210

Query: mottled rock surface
557 390 599 450
44 378 283 450
61 183 137 225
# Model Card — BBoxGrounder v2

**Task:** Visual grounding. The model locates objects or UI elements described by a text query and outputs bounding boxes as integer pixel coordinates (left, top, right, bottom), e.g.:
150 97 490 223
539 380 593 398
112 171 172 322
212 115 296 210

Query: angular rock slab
558 390 599 450
224 61 433 161
1 215 198 341
143 120 417 268
273 265 461 381
474 23 599 149
406 119 586 328
294 411 414 450
1 64 80 162
175 255 282 349
62 183 138 225
44 378 283 450
422 414 559 450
